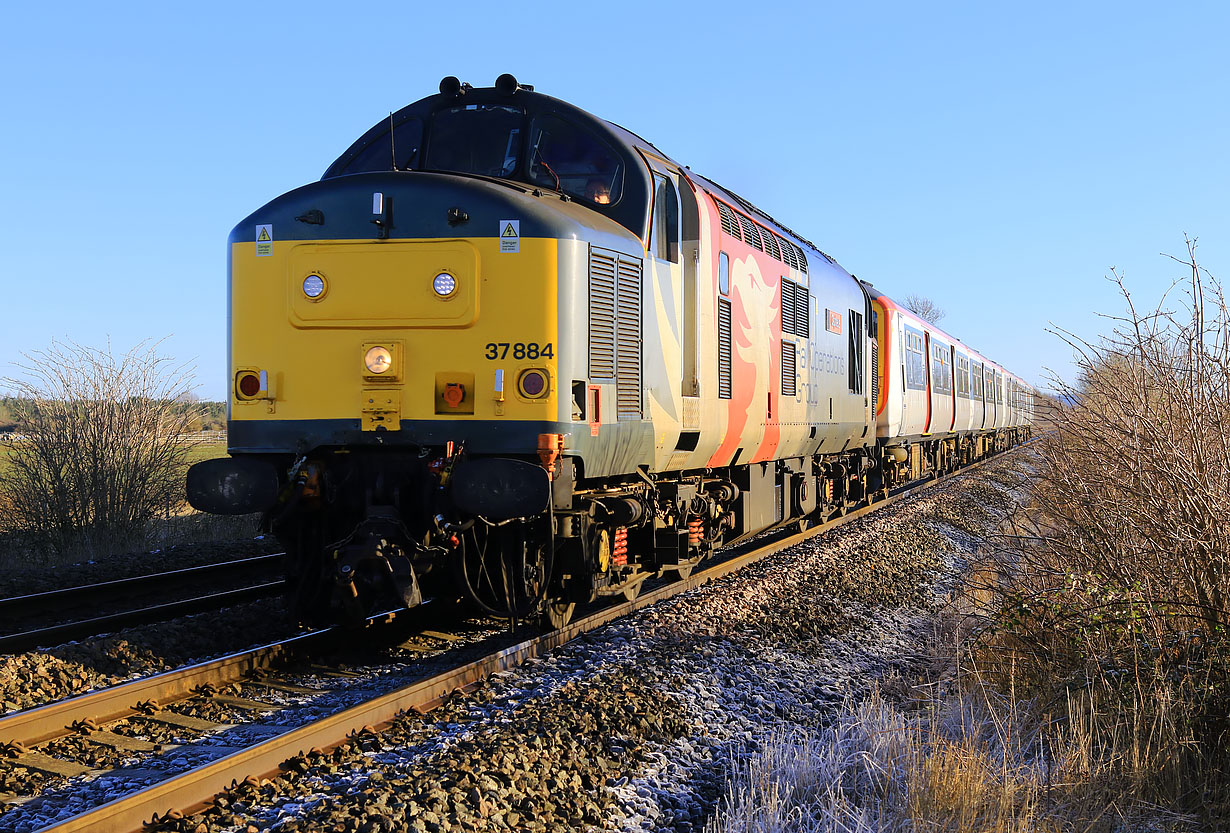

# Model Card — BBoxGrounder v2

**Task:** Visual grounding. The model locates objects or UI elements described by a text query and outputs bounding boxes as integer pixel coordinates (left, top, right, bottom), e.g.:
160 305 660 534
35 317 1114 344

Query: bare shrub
968 238 1230 816
0 339 201 559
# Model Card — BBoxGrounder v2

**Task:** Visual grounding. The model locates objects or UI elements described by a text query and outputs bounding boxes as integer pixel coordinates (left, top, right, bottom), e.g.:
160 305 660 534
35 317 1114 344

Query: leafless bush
967 238 1230 814
0 339 201 559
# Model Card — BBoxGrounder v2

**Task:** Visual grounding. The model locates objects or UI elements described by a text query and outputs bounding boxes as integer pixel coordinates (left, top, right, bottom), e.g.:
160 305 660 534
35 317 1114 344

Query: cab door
638 151 702 469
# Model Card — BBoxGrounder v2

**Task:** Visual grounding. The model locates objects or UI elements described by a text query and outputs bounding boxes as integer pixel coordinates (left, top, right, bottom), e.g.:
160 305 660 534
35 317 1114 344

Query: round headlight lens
303 274 326 298
432 272 457 297
364 346 393 374
518 369 549 398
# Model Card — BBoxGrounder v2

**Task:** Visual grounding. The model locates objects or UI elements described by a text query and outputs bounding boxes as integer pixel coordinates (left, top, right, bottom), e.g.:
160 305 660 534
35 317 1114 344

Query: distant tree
903 294 946 324
0 397 16 432
199 401 226 432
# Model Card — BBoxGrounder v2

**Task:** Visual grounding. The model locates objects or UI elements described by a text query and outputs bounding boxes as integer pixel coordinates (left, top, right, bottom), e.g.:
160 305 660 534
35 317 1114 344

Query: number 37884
483 342 554 360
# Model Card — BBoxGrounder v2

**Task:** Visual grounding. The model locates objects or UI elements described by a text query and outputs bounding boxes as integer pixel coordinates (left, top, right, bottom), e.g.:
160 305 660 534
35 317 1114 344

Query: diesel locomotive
187 74 1033 628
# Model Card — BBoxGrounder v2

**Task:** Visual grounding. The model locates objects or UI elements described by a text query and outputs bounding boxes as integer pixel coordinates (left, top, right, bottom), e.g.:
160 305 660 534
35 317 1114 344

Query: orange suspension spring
612 526 628 567
687 518 704 546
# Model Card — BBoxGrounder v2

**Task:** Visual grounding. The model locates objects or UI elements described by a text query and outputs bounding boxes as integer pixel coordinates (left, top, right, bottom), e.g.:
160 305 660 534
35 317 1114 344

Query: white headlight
364 346 393 374
303 274 326 298
432 272 457 297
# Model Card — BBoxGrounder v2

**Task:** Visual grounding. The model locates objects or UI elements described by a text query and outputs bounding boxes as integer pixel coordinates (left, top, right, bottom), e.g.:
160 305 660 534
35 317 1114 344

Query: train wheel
670 561 696 581
457 521 551 621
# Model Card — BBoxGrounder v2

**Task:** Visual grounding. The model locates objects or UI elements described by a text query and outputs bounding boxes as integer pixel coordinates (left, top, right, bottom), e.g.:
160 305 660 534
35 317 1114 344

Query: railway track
0 555 286 654
0 447 1029 833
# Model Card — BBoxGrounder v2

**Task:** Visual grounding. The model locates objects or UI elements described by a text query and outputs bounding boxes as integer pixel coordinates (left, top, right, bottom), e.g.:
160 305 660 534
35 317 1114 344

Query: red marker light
237 373 261 398
518 369 548 398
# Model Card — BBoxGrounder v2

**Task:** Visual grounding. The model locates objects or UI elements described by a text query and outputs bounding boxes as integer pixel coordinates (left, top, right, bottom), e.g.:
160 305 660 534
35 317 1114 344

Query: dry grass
706 682 1204 833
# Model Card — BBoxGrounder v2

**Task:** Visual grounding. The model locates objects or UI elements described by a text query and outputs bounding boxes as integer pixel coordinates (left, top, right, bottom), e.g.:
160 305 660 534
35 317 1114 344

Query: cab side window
651 174 680 263
527 114 624 205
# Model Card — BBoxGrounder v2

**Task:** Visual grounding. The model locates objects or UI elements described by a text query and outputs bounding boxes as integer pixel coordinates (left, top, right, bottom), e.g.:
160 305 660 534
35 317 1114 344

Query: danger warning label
499 219 520 253
256 224 273 257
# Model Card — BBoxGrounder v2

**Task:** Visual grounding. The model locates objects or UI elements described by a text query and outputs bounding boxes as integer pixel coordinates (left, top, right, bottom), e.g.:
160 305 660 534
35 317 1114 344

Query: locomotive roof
323 75 845 277
323 77 657 240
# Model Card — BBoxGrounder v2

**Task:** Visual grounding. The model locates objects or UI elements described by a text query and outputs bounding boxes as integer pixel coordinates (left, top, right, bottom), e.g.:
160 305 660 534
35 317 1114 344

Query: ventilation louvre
718 298 732 399
737 214 763 251
871 341 879 412
780 280 809 338
588 249 617 379
589 246 642 420
716 202 742 240
763 232 781 262
781 341 797 397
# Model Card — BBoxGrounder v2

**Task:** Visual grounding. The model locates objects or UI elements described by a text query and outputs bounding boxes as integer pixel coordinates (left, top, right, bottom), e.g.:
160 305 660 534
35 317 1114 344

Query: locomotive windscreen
332 115 423 176
424 104 524 178
325 100 626 211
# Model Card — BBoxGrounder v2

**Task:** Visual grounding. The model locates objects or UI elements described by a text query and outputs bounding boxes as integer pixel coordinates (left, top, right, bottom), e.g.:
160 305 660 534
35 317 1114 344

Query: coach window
931 342 952 393
904 328 926 390
955 355 970 398
719 252 730 295
527 114 624 205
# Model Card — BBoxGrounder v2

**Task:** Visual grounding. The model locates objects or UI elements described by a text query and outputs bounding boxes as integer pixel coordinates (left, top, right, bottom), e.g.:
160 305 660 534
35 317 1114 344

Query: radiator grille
718 297 732 399
781 280 809 338
588 248 617 379
615 255 642 420
781 282 796 335
589 246 642 420
781 341 797 397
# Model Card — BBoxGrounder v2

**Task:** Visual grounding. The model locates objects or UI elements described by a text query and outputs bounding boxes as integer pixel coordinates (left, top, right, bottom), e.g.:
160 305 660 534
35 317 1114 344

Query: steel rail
0 628 335 750
0 581 288 655
0 554 284 621
39 446 1026 833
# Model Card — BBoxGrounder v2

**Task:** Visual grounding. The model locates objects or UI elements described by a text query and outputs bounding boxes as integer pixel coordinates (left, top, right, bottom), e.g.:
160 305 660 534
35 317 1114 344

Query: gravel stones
192 671 689 833
0 596 299 715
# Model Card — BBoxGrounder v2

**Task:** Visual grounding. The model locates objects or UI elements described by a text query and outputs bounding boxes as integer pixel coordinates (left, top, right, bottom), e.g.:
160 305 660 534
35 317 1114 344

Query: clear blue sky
2 1 1225 400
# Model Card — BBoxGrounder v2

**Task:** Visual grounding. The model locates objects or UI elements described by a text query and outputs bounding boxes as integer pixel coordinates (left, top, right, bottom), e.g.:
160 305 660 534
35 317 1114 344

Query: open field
0 436 227 476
